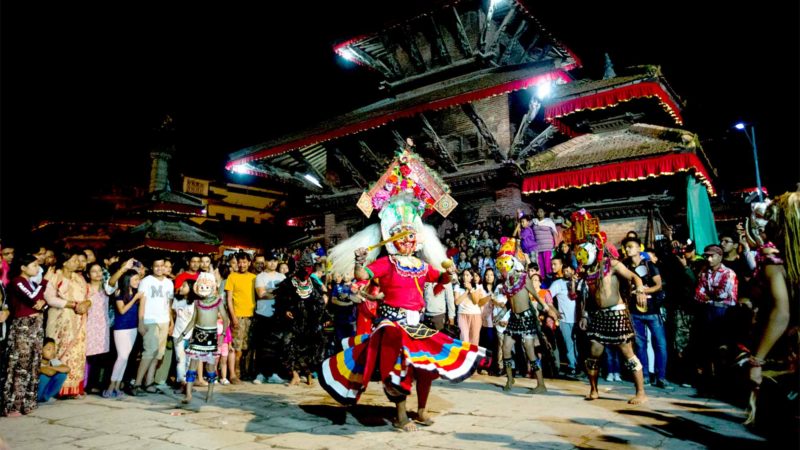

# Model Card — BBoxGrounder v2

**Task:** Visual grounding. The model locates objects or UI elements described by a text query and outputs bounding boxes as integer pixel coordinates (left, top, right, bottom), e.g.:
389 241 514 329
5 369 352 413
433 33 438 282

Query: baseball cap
702 245 723 257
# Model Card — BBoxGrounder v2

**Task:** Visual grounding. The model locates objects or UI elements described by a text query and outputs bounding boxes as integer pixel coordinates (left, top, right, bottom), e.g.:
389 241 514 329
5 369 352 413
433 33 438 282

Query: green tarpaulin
686 174 718 252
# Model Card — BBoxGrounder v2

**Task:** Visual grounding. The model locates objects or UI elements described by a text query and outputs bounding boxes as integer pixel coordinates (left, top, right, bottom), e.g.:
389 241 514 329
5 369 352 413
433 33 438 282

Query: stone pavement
0 374 772 449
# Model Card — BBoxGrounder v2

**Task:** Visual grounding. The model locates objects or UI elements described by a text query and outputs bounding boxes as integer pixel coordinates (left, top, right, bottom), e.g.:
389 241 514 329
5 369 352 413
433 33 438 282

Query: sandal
144 384 159 394
391 419 417 432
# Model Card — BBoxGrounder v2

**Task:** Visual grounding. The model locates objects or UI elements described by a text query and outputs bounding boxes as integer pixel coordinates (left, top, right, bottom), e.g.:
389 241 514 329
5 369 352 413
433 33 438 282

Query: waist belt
707 301 731 308
602 304 627 312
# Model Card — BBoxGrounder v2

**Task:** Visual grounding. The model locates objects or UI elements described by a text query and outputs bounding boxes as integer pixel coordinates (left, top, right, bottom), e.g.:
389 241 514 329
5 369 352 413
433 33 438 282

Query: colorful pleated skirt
319 319 485 405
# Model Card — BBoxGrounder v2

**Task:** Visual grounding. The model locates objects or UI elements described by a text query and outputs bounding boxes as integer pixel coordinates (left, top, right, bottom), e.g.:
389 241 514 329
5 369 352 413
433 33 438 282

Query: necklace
292 277 313 299
196 296 222 310
390 255 428 278
502 271 527 296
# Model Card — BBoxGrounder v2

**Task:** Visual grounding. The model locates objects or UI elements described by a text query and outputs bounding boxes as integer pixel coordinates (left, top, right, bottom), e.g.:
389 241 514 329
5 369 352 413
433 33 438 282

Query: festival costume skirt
504 308 540 339
586 304 635 346
319 305 486 405
186 325 219 364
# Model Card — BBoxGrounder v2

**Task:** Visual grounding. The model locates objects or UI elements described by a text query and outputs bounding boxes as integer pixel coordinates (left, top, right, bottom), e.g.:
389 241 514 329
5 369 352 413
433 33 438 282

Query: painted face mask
575 242 598 267
194 272 217 298
496 255 515 276
393 228 418 255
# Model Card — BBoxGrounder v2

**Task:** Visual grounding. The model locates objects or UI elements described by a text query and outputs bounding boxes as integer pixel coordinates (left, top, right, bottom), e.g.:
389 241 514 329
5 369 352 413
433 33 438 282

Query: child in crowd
216 316 235 384
171 279 196 394
38 338 70 403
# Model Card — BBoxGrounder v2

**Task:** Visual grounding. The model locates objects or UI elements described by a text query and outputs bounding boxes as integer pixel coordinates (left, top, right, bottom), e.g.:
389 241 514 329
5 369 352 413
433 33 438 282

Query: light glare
304 173 323 188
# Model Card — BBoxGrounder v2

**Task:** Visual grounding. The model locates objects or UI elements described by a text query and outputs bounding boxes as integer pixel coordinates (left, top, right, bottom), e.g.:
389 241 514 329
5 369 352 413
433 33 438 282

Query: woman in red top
3 253 49 417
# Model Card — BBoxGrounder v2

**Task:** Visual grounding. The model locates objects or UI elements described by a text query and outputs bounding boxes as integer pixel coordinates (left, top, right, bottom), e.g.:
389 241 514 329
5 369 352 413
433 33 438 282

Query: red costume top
366 255 440 311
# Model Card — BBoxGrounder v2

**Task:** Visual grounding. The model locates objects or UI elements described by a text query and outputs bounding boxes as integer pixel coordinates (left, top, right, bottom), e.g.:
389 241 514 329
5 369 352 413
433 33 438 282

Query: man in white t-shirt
133 257 174 395
549 265 578 376
252 252 287 384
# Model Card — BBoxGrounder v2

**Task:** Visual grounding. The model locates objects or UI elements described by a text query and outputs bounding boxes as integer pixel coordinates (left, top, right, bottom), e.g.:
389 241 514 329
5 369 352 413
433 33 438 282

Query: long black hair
15 253 39 277
176 278 197 305
117 269 140 300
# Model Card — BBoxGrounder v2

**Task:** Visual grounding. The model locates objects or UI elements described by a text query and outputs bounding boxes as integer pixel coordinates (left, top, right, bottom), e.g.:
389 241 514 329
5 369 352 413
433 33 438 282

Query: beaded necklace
584 257 612 292
390 255 428 279
502 271 527 296
196 296 222 310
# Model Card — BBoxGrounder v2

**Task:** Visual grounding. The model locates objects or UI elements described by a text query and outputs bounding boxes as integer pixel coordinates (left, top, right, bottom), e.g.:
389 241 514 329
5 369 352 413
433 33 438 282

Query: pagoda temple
226 0 717 249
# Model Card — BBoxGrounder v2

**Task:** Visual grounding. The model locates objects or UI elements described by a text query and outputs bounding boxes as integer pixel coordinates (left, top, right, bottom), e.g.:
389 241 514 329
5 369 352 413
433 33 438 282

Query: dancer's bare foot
628 393 648 405
392 419 418 432
287 374 301 386
503 376 515 391
585 390 599 401
181 394 191 404
195 380 208 387
415 409 434 426
532 384 547 394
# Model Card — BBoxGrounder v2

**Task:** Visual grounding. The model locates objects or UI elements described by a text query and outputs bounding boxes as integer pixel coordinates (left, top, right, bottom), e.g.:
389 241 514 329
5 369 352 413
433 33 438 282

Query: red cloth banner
544 82 683 137
522 153 715 196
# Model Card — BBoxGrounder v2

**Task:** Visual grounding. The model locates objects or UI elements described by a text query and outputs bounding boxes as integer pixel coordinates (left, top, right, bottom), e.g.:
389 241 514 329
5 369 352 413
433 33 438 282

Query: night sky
2 1 798 244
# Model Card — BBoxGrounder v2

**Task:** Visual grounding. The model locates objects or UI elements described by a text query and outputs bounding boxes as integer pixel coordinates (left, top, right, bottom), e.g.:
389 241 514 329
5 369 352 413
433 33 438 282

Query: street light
734 122 764 201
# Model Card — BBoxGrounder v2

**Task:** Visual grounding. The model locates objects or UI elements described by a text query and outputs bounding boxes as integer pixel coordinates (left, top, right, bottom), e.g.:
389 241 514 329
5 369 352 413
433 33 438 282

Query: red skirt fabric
319 320 485 405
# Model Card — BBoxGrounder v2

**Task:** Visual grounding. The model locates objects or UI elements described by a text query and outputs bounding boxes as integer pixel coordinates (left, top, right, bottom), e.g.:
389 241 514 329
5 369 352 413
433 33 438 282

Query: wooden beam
398 24 427 73
517 125 557 161
531 43 552 63
332 147 367 189
256 164 307 188
478 1 495 53
517 33 540 64
485 4 517 56
461 103 504 162
358 140 385 175
378 33 403 78
389 130 407 151
348 45 395 79
419 113 458 172
498 20 527 64
509 97 542 160
448 5 472 56
427 16 451 67
289 150 336 192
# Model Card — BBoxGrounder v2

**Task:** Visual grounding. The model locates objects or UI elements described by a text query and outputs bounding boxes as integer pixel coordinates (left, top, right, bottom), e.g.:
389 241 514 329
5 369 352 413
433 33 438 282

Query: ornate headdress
329 140 453 275
759 191 800 284
562 209 615 269
496 237 526 275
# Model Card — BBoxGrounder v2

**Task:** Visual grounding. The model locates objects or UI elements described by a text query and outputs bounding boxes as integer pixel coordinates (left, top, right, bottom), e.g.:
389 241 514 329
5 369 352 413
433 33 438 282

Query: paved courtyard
0 374 772 449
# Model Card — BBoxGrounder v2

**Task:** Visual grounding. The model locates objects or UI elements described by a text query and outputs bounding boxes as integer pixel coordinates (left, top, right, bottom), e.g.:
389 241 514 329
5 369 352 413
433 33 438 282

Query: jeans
632 313 668 380
38 373 67 402
605 346 622 374
559 322 577 370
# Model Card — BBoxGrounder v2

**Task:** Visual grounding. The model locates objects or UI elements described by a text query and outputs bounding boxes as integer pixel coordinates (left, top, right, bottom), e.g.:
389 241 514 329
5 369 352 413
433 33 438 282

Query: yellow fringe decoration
775 191 800 285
